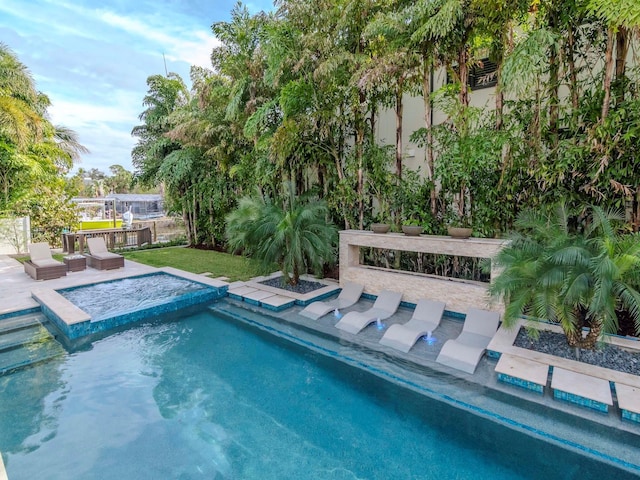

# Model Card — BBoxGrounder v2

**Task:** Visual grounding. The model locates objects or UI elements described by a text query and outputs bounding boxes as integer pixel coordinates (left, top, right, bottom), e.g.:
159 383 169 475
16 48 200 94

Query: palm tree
0 43 86 214
490 203 640 351
131 73 190 185
0 42 43 148
226 185 337 285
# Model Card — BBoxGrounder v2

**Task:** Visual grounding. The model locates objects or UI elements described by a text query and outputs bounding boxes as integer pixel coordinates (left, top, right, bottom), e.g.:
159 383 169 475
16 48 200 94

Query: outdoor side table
63 254 86 272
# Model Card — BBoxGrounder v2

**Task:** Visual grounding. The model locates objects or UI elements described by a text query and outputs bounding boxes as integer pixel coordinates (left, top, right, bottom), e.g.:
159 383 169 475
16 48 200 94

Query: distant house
105 194 165 219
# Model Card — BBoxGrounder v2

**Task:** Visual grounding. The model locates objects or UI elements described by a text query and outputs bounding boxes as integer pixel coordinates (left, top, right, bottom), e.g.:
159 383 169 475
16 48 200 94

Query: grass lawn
122 246 265 282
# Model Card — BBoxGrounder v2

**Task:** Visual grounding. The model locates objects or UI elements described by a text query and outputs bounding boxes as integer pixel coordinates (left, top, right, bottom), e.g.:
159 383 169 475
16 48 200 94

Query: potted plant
401 218 423 236
370 206 392 234
447 212 472 239
371 222 391 234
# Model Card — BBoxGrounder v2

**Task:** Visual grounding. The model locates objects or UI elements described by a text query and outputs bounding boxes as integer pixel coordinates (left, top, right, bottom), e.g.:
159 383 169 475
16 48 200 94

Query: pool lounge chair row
301 285 501 374
24 238 124 280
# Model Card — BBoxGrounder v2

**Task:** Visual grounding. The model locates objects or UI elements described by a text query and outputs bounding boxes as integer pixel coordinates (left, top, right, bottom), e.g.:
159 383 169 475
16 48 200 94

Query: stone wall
339 230 507 314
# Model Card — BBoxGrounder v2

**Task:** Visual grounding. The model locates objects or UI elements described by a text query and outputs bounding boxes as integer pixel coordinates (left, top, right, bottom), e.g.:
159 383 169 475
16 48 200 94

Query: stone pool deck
0 255 158 316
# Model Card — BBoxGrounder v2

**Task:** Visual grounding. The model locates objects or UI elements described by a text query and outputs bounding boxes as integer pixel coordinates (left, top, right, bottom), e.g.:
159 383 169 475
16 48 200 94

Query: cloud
1 0 274 174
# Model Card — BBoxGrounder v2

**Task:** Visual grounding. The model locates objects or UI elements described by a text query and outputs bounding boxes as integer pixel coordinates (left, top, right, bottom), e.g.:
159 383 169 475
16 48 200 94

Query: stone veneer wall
339 230 507 315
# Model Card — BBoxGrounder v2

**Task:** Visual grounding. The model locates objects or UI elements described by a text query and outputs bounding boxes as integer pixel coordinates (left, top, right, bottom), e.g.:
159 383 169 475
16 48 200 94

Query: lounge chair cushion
29 242 55 263
90 252 123 260
28 242 64 268
31 258 63 268
87 237 109 255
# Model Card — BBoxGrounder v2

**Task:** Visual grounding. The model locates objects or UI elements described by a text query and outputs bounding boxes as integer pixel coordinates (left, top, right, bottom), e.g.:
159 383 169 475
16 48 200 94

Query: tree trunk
395 84 403 185
182 197 192 246
601 28 615 122
458 48 470 107
495 68 504 130
614 27 629 106
192 194 198 245
548 34 559 153
565 321 602 350
356 89 366 230
566 25 579 111
422 58 437 216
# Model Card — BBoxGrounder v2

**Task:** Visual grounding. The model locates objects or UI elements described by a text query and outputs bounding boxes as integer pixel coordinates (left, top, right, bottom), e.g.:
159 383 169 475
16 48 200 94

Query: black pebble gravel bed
259 277 326 294
514 328 640 376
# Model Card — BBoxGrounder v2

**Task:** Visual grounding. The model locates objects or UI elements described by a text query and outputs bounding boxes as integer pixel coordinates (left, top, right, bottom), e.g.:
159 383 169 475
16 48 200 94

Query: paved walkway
0 255 158 316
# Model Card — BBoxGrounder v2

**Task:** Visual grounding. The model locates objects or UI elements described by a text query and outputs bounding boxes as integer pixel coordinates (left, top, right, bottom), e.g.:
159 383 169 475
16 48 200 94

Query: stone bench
615 383 640 424
551 367 613 413
495 353 549 394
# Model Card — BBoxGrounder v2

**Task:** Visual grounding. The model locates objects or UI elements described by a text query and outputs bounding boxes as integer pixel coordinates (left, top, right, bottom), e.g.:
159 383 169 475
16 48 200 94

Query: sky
1 0 274 174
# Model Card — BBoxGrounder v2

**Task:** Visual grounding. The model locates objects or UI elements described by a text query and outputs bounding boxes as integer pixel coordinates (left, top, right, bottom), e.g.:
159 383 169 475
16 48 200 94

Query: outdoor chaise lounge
379 299 446 353
86 237 125 270
299 281 364 320
335 290 402 335
435 308 500 374
23 242 67 281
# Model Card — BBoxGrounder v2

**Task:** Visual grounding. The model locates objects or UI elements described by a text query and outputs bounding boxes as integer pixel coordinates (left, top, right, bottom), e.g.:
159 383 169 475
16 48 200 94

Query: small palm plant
225 187 337 286
490 203 640 351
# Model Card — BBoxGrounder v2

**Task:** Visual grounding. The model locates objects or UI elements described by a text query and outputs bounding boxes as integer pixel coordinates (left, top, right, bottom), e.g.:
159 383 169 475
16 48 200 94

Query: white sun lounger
435 308 500 374
335 290 402 334
299 281 364 320
379 299 446 352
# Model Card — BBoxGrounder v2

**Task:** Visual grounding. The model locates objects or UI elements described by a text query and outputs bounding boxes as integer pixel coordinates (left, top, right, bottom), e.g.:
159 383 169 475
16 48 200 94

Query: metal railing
62 226 152 254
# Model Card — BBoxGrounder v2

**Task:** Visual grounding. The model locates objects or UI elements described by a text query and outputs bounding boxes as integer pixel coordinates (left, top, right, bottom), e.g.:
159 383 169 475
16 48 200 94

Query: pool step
0 313 66 376
0 312 46 334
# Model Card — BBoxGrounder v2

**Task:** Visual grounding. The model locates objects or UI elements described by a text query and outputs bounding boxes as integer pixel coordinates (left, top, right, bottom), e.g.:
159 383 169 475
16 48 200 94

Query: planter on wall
447 227 472 239
371 223 390 234
401 225 423 236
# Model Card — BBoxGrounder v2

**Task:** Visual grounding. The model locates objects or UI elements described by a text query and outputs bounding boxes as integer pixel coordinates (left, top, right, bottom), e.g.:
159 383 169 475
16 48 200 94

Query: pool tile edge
31 288 91 326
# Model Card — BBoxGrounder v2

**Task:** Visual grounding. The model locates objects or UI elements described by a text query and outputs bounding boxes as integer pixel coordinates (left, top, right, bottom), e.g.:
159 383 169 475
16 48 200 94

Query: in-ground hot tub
32 269 227 340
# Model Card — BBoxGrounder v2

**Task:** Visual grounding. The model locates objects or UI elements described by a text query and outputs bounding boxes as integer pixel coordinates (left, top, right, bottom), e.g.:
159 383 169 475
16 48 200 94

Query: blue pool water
0 308 636 479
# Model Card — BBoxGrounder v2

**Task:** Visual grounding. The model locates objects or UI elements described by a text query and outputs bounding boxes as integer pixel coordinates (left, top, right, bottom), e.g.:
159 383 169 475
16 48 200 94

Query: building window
447 58 498 91
468 58 498 90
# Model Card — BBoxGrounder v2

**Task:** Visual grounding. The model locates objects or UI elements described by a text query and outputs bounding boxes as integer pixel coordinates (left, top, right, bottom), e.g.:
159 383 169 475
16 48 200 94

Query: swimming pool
0 305 638 479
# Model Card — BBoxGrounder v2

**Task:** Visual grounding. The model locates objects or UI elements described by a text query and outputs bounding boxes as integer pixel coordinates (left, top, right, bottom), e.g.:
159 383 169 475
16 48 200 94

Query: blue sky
1 0 274 174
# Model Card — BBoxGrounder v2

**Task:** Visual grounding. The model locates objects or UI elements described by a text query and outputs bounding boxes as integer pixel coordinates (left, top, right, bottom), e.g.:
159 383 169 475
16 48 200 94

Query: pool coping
31 268 228 340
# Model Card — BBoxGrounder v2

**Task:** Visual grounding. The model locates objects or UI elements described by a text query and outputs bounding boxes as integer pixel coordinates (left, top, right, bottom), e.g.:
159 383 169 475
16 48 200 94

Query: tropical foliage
490 204 640 349
131 0 640 254
225 186 337 285
0 43 85 244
